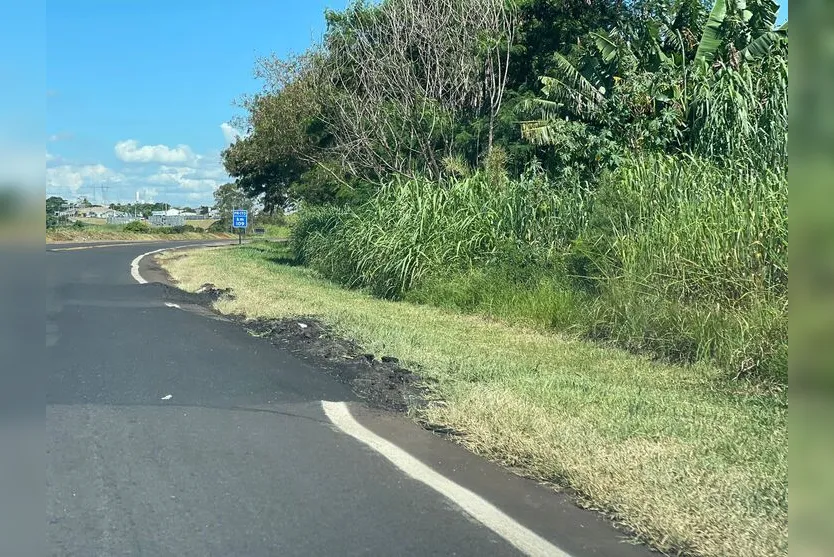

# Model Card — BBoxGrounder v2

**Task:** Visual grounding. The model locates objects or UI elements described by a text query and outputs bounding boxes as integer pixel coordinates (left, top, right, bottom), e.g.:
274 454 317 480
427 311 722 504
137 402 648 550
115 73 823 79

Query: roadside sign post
233 209 248 245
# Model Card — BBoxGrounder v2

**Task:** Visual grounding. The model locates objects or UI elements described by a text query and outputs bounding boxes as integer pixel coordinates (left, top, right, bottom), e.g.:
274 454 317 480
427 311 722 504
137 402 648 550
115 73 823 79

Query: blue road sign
233 209 248 229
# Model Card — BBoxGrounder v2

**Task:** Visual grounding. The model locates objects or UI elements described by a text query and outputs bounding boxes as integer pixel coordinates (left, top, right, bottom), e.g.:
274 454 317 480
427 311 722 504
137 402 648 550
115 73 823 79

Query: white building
150 208 181 217
79 205 115 218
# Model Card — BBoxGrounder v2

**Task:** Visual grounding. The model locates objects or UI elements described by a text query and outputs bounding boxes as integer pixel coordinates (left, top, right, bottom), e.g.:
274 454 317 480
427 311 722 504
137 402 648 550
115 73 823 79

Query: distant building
151 208 181 217
107 214 141 225
55 206 77 218
149 215 186 227
79 205 115 218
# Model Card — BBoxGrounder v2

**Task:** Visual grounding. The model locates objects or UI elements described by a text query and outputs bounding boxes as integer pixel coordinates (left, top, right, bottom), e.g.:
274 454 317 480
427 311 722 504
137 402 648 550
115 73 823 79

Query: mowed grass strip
160 243 787 557
46 228 233 243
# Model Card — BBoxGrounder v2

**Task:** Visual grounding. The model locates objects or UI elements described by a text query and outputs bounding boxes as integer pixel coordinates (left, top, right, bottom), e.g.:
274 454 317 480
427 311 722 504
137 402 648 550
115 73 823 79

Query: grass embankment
46 227 233 243
160 241 787 557
297 154 787 383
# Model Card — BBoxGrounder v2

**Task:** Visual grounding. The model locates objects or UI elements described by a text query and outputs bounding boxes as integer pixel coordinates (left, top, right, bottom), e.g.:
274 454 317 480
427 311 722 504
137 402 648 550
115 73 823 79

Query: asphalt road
46 241 654 557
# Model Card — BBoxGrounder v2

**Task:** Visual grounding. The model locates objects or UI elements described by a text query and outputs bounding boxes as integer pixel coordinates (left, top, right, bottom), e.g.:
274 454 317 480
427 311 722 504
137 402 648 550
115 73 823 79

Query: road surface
46 240 653 557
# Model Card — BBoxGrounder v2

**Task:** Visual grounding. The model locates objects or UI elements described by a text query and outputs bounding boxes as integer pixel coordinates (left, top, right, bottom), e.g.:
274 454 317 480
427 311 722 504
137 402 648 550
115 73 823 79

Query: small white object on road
298 323 308 329
164 302 181 309
161 394 173 400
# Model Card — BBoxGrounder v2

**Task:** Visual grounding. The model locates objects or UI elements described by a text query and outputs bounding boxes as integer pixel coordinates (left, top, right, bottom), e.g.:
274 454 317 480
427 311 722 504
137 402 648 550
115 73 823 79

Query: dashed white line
164 302 181 309
321 400 571 557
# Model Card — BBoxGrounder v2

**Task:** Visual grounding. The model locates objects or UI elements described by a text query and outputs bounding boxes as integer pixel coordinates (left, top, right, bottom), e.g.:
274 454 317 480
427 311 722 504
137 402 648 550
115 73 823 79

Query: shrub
208 219 229 233
289 205 350 265
299 172 588 298
155 224 195 234
294 154 787 381
123 220 150 233
255 212 287 227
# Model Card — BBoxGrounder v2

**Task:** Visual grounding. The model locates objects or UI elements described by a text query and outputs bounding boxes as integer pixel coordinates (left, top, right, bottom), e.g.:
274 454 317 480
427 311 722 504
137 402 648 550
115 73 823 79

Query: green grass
45 226 233 243
259 223 292 239
160 241 788 557
293 154 787 381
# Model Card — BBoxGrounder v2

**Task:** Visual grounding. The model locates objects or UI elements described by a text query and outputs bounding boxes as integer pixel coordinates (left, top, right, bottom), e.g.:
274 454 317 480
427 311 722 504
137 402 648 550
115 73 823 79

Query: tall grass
580 155 787 379
298 172 589 298
293 153 787 381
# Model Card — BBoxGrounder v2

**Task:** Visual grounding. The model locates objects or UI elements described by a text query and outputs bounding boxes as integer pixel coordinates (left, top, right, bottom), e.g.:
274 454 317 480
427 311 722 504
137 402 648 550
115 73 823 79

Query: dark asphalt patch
242 317 429 413
148 273 431 413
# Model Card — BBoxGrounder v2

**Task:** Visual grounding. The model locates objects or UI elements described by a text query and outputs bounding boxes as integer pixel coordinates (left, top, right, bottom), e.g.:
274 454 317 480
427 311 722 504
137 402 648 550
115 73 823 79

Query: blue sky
45 0 788 207
46 0 348 206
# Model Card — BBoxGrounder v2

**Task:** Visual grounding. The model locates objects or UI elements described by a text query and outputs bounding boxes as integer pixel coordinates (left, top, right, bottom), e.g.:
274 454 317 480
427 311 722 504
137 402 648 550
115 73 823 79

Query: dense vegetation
225 0 787 381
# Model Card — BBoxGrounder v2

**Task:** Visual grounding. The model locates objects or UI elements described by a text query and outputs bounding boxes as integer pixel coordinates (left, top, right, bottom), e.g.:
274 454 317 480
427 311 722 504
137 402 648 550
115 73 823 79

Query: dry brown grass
160 243 788 557
188 218 219 229
46 228 233 243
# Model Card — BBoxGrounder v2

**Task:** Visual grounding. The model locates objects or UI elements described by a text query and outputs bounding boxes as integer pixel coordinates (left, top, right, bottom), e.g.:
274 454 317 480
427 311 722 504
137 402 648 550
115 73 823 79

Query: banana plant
695 0 785 65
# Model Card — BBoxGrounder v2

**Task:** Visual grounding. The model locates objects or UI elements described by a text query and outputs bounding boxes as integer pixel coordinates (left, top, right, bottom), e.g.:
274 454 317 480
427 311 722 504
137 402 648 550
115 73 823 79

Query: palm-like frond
540 54 605 116
695 0 727 65
592 30 619 64
743 30 783 59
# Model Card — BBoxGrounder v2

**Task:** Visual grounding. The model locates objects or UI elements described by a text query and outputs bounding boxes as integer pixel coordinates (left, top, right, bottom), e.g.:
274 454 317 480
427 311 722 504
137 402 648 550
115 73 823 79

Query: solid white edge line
321 401 572 557
129 243 207 284
130 248 165 284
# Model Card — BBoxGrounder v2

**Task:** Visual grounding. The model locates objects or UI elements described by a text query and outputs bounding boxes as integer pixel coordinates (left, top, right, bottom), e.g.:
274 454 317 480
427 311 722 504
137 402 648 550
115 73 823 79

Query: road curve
46 241 653 557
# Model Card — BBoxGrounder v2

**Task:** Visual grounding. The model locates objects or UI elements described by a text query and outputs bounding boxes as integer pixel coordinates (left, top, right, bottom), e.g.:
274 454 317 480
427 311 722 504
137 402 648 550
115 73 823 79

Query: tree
319 0 517 181
213 183 254 227
46 196 68 228
518 0 787 172
223 51 330 211
46 196 67 215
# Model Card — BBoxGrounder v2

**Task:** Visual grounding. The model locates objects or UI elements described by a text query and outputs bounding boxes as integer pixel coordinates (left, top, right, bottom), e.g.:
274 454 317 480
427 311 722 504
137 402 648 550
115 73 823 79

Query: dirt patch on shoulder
149 271 430 413
243 317 428 413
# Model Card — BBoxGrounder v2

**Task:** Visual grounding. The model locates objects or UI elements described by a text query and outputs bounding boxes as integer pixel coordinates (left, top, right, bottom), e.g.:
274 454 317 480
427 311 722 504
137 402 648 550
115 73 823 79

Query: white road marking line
161 394 173 400
321 401 571 557
49 242 155 251
130 243 206 284
130 248 168 284
164 302 181 309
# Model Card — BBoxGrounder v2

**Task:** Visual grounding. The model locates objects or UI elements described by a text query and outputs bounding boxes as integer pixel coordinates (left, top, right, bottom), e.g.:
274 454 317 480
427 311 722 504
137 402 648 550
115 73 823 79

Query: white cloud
46 145 228 206
48 132 73 142
46 164 123 194
135 187 159 202
146 163 226 193
220 123 242 145
114 139 194 164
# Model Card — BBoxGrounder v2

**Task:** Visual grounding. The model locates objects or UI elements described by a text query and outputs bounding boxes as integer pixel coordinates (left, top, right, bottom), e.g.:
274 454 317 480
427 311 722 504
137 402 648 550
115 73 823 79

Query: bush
208 219 229 233
299 172 588 298
295 154 787 381
255 212 287 227
289 205 350 265
154 224 196 234
123 220 150 233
